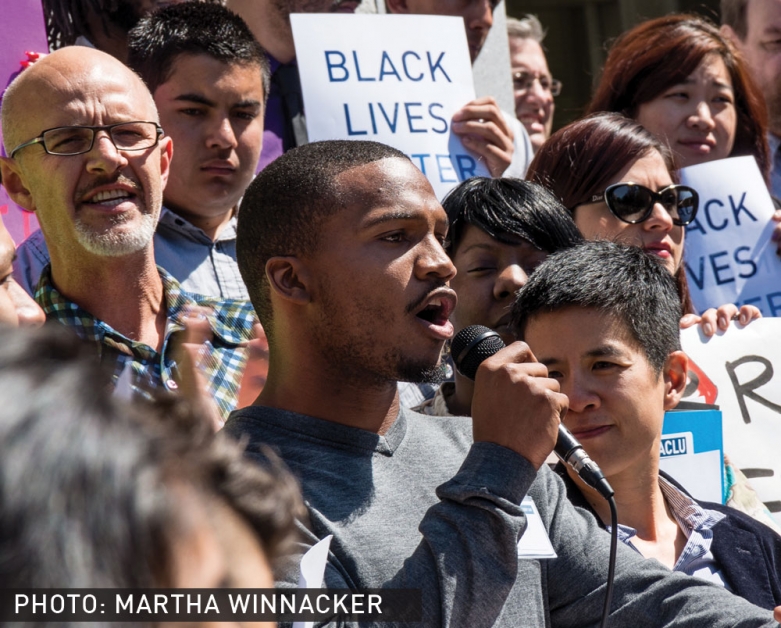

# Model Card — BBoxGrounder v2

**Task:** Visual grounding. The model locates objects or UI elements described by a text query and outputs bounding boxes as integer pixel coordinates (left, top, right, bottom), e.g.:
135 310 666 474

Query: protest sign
291 14 490 199
0 0 46 244
679 156 781 316
681 319 781 521
660 409 723 504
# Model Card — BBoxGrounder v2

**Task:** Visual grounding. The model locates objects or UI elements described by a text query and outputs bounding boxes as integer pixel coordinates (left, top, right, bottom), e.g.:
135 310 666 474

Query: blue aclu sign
660 409 724 503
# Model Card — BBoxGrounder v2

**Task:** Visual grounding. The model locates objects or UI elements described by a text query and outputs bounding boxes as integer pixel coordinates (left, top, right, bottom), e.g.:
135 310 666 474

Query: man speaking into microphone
227 139 779 626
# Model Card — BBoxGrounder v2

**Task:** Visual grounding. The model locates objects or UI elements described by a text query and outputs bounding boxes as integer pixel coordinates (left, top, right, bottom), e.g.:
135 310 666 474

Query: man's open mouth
415 296 454 326
84 189 135 207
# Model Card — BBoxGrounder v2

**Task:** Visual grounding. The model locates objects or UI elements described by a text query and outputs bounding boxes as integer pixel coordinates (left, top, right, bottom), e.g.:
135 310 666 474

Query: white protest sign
679 156 781 315
292 535 333 628
681 319 781 521
291 14 490 199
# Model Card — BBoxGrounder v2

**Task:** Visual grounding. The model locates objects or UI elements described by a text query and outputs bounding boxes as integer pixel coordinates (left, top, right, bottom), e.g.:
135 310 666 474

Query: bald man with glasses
0 47 256 425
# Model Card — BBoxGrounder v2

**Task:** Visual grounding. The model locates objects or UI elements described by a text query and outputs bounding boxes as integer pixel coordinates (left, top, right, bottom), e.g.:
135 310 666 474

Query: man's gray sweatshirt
225 405 778 627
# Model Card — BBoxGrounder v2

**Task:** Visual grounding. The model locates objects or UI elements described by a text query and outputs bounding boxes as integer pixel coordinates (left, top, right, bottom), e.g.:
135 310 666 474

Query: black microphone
451 325 614 500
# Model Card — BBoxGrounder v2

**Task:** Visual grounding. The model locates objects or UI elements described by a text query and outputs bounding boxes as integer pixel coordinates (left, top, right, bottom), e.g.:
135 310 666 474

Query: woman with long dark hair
588 14 769 178
585 14 781 252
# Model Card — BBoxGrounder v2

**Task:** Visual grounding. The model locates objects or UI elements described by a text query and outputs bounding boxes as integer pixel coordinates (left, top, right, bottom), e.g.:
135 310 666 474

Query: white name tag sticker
517 496 557 559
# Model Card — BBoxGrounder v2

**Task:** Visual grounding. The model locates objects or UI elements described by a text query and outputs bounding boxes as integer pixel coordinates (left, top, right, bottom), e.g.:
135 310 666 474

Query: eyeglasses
512 71 562 97
579 183 699 226
9 121 164 158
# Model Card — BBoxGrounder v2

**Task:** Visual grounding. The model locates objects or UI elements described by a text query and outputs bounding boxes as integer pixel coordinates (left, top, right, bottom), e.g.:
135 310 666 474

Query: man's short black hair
237 140 410 336
441 177 583 256
127 2 270 96
0 325 303 588
511 240 682 373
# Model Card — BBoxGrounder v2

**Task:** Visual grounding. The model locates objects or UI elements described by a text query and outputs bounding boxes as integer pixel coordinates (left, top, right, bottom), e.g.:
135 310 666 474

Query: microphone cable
600 494 618 628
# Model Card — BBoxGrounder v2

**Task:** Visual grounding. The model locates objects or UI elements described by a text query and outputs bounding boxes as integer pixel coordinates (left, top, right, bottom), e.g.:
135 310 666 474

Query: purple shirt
258 56 288 172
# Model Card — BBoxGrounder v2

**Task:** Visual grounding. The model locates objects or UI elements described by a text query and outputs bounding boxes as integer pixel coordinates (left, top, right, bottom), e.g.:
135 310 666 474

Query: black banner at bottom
2 589 422 622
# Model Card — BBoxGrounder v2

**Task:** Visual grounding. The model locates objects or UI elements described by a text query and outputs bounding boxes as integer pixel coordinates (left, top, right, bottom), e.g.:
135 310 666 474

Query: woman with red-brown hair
587 14 769 179
527 112 761 324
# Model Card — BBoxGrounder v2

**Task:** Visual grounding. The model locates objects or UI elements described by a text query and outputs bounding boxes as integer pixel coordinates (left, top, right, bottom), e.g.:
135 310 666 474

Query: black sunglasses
580 183 699 226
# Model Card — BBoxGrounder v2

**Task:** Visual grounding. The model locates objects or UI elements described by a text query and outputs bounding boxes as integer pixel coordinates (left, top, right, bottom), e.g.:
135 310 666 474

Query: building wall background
506 0 721 129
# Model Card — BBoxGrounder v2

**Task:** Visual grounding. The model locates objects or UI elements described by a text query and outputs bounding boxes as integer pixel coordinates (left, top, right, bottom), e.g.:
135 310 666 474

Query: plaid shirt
35 265 256 419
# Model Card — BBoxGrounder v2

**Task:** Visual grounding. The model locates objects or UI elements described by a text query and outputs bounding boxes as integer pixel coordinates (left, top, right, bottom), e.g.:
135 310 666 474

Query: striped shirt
612 476 729 587
35 265 256 419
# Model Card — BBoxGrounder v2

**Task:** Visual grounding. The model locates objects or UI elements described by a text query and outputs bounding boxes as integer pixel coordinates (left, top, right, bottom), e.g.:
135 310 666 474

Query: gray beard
74 211 156 257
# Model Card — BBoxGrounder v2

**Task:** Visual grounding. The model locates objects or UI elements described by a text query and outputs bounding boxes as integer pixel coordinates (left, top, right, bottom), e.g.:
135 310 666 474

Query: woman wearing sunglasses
527 112 761 331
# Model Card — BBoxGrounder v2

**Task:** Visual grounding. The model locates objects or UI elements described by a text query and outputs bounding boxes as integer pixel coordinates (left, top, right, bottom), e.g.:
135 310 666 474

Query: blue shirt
769 133 781 200
611 476 729 587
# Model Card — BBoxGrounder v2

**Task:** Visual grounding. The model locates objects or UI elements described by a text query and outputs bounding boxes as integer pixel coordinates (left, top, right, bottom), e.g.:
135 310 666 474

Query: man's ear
663 350 689 411
265 256 312 305
158 135 173 190
385 0 412 15
720 24 742 49
0 157 35 211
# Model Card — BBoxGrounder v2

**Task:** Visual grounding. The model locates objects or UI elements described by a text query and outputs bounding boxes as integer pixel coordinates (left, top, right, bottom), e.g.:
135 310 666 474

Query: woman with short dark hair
414 177 582 417
527 112 781 532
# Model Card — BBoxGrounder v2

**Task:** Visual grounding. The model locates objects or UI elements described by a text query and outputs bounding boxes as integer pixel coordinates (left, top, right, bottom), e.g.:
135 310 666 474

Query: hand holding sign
452 96 514 177
680 302 762 336
681 319 781 522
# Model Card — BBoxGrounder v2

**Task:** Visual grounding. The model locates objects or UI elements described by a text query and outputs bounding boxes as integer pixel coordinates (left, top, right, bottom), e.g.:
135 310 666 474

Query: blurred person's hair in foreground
0 324 304 593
